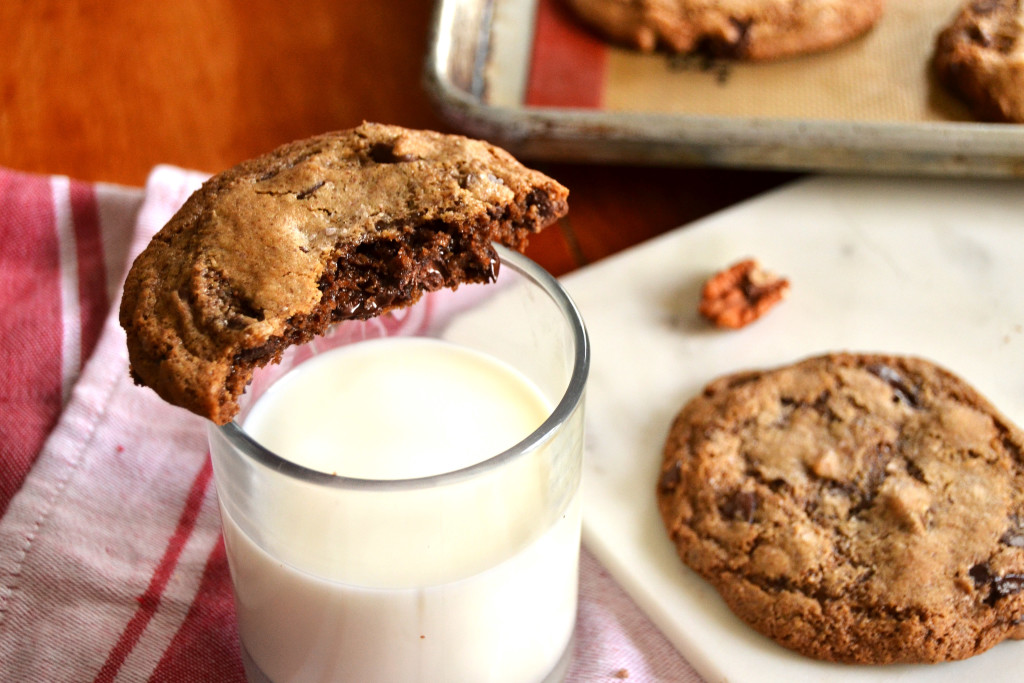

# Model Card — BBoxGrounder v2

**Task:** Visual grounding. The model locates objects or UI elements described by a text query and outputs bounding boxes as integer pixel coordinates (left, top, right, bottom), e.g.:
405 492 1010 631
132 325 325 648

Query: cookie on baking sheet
119 123 568 425
562 0 885 60
933 0 1024 123
657 353 1024 663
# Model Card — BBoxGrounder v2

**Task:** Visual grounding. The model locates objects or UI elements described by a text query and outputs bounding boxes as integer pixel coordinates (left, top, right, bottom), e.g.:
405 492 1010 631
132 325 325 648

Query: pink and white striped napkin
0 165 700 682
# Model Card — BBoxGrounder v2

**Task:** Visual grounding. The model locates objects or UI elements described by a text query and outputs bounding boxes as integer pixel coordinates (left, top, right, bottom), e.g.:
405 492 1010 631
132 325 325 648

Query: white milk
224 337 580 683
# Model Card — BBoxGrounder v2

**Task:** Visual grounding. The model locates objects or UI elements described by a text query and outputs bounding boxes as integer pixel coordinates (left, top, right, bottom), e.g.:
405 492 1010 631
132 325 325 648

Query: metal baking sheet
425 0 1024 176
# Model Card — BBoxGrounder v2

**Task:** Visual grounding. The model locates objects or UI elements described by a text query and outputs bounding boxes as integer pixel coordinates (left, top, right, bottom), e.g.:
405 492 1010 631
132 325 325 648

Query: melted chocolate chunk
660 461 682 493
991 574 1024 602
1000 515 1024 548
867 364 922 409
969 563 1024 606
720 490 757 523
970 563 992 586
369 142 416 164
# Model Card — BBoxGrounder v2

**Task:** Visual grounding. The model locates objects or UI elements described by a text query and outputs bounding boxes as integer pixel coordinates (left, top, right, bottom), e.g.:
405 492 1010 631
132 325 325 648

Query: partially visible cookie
933 0 1024 123
563 0 885 60
657 353 1024 663
120 123 568 425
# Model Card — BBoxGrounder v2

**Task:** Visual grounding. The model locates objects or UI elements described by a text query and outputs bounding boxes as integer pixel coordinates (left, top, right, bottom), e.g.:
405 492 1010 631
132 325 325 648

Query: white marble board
562 175 1024 682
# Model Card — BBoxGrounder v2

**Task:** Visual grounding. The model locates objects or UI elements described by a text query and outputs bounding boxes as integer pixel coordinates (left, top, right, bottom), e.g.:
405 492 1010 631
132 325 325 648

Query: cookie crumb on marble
698 258 789 329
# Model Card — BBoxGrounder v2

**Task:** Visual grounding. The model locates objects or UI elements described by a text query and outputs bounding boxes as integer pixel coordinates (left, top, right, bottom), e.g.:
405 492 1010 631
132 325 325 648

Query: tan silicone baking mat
523 0 974 123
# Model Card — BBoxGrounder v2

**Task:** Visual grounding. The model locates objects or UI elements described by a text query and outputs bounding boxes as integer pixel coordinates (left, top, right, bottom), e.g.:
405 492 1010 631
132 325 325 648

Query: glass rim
213 244 590 491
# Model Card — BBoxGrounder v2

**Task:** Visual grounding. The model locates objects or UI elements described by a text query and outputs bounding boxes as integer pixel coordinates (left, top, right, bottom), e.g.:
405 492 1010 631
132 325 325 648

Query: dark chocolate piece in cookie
120 123 569 424
933 0 1024 123
563 0 885 61
658 353 1024 663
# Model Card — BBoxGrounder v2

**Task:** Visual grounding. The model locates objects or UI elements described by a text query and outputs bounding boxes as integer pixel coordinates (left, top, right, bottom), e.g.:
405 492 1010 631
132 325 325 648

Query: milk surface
226 337 580 683
244 337 551 479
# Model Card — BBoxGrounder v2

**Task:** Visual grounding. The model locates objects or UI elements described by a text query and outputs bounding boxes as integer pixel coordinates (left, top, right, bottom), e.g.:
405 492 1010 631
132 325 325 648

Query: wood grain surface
0 0 796 275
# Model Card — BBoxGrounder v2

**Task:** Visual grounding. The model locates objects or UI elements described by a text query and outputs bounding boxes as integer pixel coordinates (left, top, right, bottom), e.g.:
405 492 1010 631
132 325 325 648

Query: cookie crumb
613 668 630 679
698 258 790 329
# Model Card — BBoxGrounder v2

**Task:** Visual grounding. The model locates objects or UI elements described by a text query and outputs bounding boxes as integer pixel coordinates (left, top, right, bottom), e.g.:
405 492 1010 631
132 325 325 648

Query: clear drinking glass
207 245 589 683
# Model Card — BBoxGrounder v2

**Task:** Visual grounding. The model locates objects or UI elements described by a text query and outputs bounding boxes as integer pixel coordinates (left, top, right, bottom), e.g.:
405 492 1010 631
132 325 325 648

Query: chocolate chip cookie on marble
120 123 568 425
933 0 1024 123
563 0 885 60
657 353 1024 663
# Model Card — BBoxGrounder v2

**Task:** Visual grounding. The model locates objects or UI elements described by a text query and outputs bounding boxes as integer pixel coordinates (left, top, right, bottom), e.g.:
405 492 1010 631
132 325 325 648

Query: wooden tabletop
0 1 796 277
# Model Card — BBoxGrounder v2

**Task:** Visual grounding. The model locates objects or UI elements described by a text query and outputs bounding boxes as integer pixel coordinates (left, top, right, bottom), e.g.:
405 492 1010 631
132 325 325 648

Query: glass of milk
208 245 589 683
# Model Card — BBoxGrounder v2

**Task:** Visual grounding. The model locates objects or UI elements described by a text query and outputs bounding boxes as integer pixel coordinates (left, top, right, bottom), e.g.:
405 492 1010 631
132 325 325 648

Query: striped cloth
0 165 700 682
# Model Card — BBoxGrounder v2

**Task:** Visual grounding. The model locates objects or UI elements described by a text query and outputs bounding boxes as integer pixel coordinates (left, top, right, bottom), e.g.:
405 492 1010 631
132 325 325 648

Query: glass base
240 628 575 683
544 629 575 683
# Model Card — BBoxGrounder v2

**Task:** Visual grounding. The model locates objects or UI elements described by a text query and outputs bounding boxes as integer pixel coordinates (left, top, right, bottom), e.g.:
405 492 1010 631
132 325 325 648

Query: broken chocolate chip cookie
120 123 568 424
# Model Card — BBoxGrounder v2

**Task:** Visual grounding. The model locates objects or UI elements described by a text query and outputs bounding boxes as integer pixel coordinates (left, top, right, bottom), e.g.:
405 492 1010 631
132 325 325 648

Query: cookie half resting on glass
563 0 885 60
119 123 569 425
657 352 1024 663
933 0 1024 123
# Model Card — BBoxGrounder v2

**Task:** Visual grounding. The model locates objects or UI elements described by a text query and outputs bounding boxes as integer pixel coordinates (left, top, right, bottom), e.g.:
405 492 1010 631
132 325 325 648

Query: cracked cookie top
119 123 569 424
657 352 1024 663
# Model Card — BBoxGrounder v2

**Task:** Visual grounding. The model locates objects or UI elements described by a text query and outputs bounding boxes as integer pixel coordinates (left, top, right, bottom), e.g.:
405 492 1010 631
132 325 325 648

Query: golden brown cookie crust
563 0 885 60
120 123 569 424
933 0 1024 123
658 353 1024 663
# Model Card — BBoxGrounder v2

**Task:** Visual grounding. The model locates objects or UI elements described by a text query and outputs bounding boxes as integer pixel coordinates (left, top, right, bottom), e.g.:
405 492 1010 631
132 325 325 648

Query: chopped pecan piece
698 258 790 329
